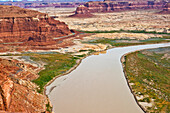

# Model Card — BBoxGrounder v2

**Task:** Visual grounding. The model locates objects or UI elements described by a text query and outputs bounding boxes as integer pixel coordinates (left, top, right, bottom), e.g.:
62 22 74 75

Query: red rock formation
70 5 94 18
0 58 48 112
73 0 167 17
0 5 72 45
75 5 91 14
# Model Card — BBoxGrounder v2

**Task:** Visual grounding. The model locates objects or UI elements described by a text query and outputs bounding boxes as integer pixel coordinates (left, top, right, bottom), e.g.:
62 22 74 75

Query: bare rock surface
0 58 48 112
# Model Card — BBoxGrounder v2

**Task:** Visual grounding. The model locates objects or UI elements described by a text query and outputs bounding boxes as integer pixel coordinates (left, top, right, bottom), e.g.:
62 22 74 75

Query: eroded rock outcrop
73 0 168 17
0 5 72 45
0 58 48 112
71 5 94 17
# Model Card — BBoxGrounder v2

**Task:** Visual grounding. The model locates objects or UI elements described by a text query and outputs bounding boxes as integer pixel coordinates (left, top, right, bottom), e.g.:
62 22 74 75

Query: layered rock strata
73 0 168 17
0 5 72 45
72 5 94 18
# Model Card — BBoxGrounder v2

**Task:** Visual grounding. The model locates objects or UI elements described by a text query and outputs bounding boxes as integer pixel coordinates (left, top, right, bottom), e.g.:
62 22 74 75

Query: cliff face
0 58 47 112
0 17 71 43
74 0 167 17
0 5 72 44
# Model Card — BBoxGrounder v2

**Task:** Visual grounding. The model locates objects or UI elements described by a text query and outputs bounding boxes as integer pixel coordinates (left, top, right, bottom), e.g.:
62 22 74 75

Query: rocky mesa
73 0 169 17
0 5 72 46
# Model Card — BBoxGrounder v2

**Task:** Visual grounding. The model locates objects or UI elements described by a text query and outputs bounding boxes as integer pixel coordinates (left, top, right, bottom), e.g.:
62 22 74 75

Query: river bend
46 43 170 113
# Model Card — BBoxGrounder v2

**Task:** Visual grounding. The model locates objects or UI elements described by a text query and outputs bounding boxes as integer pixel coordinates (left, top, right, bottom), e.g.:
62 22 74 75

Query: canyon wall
74 0 168 17
0 5 72 45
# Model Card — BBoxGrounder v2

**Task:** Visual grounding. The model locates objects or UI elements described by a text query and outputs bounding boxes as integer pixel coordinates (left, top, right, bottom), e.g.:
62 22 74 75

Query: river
46 43 170 113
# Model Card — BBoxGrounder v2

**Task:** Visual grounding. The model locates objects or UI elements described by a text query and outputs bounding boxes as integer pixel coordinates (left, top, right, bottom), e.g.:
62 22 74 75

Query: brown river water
46 43 170 113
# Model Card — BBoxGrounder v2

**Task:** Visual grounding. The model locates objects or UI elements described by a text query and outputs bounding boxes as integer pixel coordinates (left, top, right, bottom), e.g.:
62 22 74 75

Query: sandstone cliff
73 0 168 17
0 5 72 45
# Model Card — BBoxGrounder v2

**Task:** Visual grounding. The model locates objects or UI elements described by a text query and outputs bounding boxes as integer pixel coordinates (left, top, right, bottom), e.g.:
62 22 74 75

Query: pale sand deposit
31 8 170 33
88 33 163 40
58 10 170 33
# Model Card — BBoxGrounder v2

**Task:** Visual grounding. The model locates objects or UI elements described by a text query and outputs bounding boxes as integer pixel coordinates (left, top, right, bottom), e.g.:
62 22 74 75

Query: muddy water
46 43 170 113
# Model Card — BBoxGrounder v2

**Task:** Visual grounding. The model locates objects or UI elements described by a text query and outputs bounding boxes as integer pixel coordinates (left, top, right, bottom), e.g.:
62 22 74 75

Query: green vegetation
75 54 86 58
77 49 96 57
78 30 121 33
87 38 116 45
46 102 52 112
84 38 170 47
78 49 96 53
79 49 89 52
30 53 78 93
126 30 170 35
79 30 170 35
124 47 170 112
163 35 170 39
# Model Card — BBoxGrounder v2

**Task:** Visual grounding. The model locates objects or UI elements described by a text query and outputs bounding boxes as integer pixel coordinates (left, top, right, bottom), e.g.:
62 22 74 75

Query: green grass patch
78 30 121 33
75 54 86 58
84 38 170 47
125 30 170 35
78 30 170 35
86 38 116 46
46 102 52 112
162 36 170 39
79 50 88 52
30 53 78 93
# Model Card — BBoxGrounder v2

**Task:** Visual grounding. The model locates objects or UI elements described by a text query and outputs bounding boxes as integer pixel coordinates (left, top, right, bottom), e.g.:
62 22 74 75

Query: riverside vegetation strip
123 47 170 113
30 53 78 93
80 30 170 47
84 37 170 47
83 34 170 47
78 30 170 35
